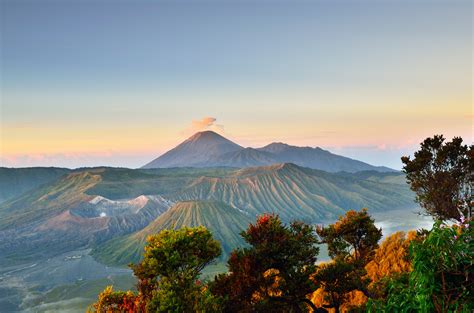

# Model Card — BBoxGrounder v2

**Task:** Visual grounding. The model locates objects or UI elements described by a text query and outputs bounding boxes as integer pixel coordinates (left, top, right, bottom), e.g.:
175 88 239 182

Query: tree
135 226 222 312
311 260 368 313
365 231 416 284
88 286 144 313
316 209 382 265
368 220 473 312
401 135 473 222
91 226 222 313
409 220 473 312
312 231 418 312
364 231 417 302
312 209 382 313
211 214 320 312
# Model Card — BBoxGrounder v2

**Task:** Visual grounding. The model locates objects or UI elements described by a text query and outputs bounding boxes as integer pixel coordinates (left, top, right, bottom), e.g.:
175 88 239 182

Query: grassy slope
0 171 101 230
86 167 235 199
93 200 252 266
0 167 199 230
171 163 415 223
0 167 70 204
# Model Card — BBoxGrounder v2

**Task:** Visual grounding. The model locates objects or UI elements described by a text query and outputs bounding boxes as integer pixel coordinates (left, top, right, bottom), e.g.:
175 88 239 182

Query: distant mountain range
142 131 395 173
0 165 414 265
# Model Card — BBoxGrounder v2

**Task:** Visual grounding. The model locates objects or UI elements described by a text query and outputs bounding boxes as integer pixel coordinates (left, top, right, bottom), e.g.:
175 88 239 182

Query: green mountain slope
170 163 414 223
0 169 173 261
0 167 70 204
93 200 252 265
0 167 237 231
0 171 100 230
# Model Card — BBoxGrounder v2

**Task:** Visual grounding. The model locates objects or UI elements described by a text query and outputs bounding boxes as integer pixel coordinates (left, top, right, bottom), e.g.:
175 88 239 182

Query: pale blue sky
1 0 472 169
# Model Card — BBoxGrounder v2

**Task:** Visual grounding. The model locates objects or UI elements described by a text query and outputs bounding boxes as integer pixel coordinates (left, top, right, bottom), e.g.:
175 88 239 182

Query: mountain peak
267 142 290 147
259 142 293 153
187 130 224 142
142 131 242 169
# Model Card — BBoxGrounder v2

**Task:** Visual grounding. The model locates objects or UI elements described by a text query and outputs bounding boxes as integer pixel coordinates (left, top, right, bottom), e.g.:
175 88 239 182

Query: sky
1 0 472 169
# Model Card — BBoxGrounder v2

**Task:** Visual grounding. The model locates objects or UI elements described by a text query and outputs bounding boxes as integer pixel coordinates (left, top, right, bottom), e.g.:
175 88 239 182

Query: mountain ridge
142 131 396 173
0 167 71 204
92 200 251 265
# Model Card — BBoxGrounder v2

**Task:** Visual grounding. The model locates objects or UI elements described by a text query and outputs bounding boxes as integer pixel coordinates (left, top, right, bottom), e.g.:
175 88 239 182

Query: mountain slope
258 143 395 172
142 131 243 168
0 169 174 260
93 200 251 265
0 167 237 230
0 171 101 230
213 147 278 167
170 163 414 222
0 167 70 204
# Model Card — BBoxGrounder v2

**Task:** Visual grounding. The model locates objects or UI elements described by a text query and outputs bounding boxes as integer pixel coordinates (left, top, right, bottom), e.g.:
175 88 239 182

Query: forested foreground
89 136 473 313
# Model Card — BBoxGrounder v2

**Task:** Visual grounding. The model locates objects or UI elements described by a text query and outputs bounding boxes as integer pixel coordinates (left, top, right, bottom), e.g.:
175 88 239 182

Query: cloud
184 117 224 135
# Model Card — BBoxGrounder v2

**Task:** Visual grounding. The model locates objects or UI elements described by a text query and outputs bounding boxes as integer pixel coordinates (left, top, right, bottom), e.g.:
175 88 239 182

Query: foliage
368 220 474 312
312 230 417 312
137 225 221 279
91 226 222 313
147 278 222 313
316 209 382 264
88 285 145 313
365 231 416 285
366 273 415 312
310 288 367 313
409 220 473 312
312 260 368 313
134 226 221 312
401 135 473 222
210 214 320 312
312 209 382 313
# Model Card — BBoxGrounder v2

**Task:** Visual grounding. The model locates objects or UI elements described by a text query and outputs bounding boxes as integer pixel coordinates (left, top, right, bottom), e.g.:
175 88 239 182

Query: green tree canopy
137 226 221 280
316 208 382 264
211 214 320 312
401 135 473 222
130 226 222 312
